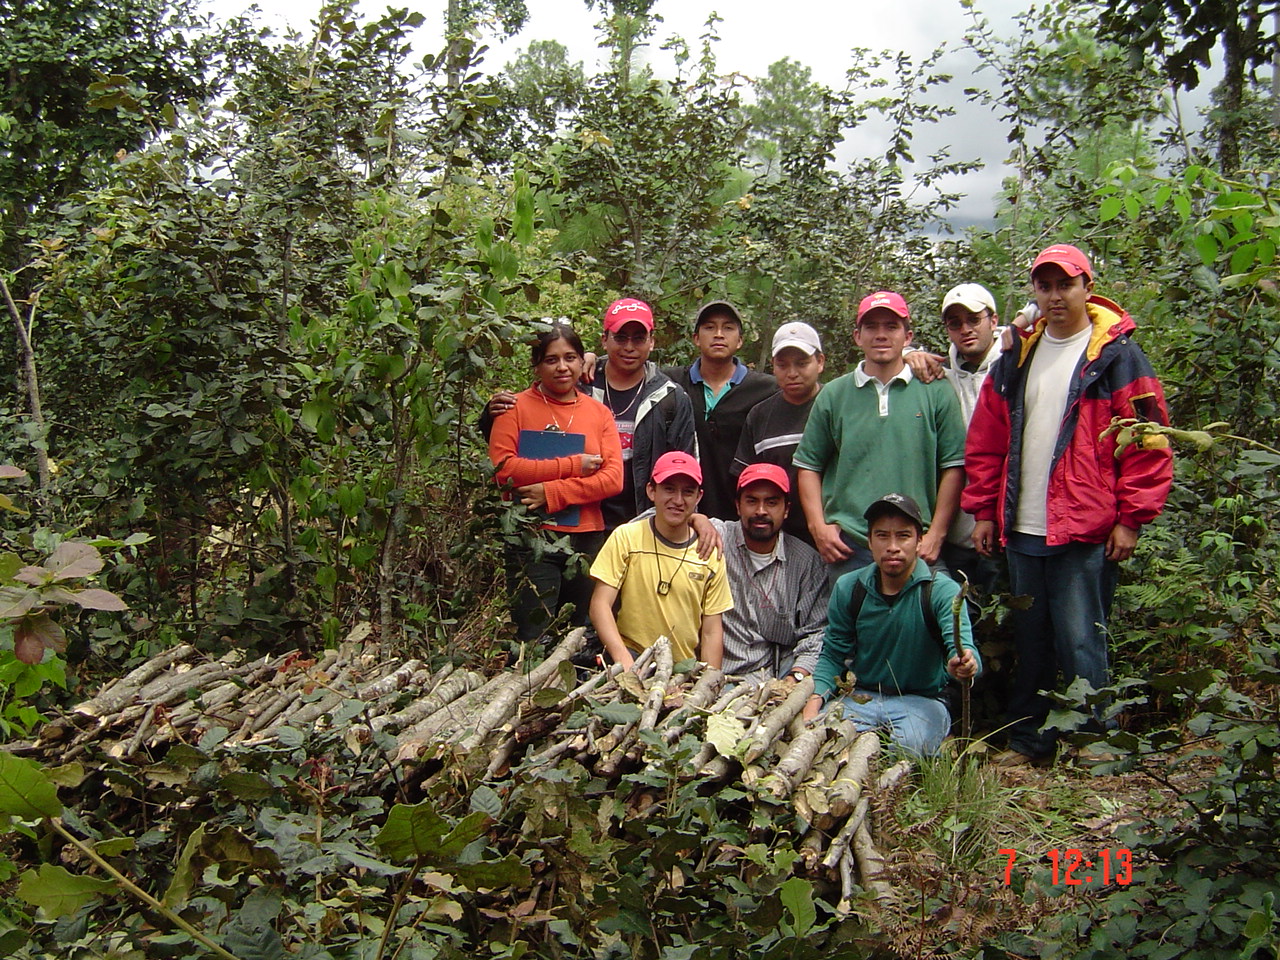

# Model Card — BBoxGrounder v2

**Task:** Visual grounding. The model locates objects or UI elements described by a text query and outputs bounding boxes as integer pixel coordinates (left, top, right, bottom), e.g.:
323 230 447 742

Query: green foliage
3 0 1280 952
735 45 979 368
539 19 748 303
1014 160 1280 959
0 0 220 246
0 468 132 737
3 2 559 654
1096 0 1274 169
0 704 853 959
961 2 1176 307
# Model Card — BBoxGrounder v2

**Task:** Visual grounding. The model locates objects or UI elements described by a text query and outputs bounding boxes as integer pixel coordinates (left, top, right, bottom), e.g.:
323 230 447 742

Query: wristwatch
789 670 807 683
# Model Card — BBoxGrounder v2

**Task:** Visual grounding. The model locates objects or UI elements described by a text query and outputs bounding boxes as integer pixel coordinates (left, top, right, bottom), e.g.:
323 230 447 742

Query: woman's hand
579 454 604 475
488 391 518 418
517 483 548 511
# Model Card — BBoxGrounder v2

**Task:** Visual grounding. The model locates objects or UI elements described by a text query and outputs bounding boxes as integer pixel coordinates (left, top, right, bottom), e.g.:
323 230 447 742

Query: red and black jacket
963 295 1173 546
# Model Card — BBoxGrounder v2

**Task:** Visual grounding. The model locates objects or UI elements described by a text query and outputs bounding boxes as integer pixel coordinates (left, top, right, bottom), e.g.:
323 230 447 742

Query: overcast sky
198 0 1170 228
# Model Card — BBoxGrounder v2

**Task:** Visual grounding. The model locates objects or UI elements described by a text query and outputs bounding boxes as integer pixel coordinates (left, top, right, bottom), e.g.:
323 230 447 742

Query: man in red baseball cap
694 463 830 681
591 299 698 529
590 451 731 670
965 243 1173 767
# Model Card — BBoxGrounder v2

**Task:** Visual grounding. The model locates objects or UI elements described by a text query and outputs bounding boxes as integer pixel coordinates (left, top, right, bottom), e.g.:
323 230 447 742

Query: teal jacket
813 561 980 701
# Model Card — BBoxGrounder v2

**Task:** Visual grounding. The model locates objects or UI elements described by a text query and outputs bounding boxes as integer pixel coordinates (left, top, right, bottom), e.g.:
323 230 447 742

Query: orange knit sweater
488 385 624 533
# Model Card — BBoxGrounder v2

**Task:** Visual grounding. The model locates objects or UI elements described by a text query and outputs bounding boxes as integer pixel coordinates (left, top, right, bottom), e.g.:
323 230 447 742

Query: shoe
990 749 1053 769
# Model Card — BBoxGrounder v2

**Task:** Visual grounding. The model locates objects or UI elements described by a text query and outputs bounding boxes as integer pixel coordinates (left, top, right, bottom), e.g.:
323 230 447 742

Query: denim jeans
1004 541 1118 758
825 532 874 586
830 690 952 756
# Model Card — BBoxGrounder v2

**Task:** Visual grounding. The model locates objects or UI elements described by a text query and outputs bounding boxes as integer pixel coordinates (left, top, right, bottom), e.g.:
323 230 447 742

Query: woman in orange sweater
489 323 624 644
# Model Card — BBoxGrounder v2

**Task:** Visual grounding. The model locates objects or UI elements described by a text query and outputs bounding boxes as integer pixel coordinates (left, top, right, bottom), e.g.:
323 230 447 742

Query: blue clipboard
518 429 585 527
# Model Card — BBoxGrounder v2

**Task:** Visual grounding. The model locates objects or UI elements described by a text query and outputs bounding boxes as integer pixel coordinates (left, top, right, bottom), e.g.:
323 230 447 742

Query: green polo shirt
792 364 965 547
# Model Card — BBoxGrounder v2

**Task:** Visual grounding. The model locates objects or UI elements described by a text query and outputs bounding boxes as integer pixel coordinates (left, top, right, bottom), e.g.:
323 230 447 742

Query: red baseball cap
736 463 790 495
1031 244 1093 279
603 298 655 333
651 451 702 485
857 291 910 323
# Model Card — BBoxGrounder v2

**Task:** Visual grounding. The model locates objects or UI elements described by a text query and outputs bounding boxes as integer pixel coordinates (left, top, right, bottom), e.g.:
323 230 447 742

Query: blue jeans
830 690 952 756
825 532 873 585
1004 541 1118 758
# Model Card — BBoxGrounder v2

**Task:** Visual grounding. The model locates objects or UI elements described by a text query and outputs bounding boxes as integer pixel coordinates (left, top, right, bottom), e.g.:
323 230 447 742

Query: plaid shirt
710 518 830 679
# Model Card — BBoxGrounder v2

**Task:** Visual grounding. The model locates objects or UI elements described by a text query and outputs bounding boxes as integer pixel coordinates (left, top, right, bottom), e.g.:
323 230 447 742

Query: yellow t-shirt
590 518 734 663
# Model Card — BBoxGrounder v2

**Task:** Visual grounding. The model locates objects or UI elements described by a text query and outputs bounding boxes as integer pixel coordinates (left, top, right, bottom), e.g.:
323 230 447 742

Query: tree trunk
1219 14 1245 172
0 275 51 488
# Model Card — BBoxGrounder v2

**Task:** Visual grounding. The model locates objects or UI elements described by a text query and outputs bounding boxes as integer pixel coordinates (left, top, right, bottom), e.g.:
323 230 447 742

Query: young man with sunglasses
904 283 1006 592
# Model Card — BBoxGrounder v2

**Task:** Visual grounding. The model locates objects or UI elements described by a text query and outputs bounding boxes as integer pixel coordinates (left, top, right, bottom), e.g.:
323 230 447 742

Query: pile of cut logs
24 627 910 908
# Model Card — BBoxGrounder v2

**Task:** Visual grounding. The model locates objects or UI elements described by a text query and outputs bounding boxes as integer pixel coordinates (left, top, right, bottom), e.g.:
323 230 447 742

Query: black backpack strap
844 579 867 669
657 387 677 427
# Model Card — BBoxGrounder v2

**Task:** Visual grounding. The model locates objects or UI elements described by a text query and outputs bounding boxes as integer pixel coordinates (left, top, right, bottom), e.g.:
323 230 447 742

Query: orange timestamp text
999 848 1134 886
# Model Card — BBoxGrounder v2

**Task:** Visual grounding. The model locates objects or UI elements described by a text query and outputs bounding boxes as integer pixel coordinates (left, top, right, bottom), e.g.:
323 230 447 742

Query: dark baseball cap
863 493 924 531
694 300 743 330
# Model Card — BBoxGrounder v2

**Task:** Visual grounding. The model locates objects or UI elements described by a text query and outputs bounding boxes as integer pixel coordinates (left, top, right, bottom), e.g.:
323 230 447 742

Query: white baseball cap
771 321 823 357
941 284 997 317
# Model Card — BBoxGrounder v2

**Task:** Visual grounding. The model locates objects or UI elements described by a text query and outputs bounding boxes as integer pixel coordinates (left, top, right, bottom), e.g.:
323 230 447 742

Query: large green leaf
374 801 489 862
592 701 641 725
0 752 61 819
17 864 114 918
163 823 205 908
779 876 817 937
374 800 451 860
44 586 129 611
0 586 37 619
452 854 532 891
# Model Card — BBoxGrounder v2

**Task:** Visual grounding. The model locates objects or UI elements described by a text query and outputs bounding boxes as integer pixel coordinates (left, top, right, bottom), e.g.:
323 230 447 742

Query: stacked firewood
25 627 909 905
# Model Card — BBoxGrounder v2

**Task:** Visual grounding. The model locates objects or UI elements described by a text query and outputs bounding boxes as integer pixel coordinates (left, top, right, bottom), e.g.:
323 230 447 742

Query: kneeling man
802 493 981 755
710 463 830 681
590 452 732 670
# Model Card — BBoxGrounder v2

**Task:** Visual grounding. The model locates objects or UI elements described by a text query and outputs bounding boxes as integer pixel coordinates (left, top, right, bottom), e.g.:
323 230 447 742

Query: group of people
486 243 1173 762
